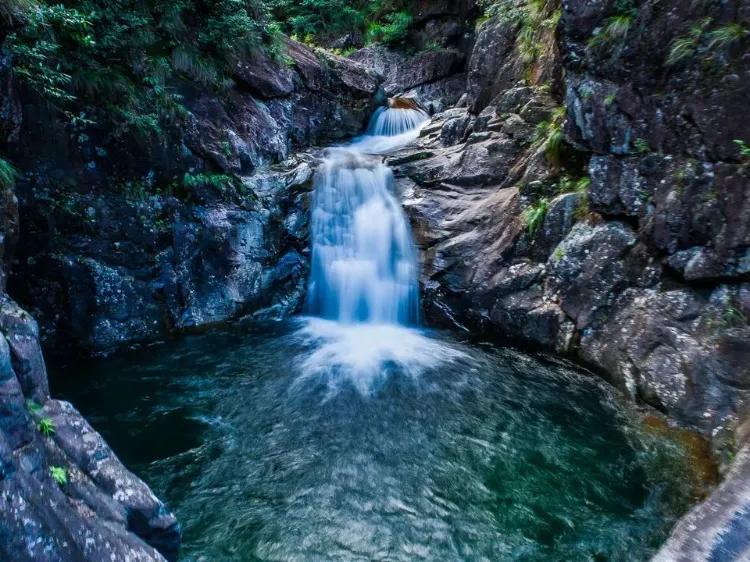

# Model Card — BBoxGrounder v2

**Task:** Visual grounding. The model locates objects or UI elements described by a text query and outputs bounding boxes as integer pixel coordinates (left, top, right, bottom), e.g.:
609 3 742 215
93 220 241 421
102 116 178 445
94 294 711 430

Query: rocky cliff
2 0 749 559
391 0 749 451
0 181 180 559
385 0 749 558
5 38 380 359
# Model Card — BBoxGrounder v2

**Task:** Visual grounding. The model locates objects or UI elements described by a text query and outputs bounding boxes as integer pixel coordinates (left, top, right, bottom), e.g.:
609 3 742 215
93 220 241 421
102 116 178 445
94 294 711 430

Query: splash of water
294 318 469 397
306 104 429 326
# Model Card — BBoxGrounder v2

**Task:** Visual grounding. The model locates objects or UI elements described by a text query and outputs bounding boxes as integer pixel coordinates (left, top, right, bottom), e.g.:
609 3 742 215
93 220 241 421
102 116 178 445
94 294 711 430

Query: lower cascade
306 101 429 325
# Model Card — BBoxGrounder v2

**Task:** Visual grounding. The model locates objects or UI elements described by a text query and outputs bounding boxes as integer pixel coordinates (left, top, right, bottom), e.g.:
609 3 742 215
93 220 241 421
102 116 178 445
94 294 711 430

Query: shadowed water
54 319 697 562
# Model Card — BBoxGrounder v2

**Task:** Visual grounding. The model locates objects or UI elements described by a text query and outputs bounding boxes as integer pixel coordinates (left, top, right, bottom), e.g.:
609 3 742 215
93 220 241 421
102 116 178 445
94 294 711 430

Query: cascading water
306 102 429 326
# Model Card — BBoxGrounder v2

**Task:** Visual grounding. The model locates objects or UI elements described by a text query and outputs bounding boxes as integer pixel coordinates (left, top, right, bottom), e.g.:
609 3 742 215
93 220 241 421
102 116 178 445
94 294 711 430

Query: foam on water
294 318 468 396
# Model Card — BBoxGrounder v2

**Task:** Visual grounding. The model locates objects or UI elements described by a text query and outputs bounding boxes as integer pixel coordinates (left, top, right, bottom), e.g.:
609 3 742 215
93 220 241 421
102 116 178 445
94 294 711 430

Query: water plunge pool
53 318 704 561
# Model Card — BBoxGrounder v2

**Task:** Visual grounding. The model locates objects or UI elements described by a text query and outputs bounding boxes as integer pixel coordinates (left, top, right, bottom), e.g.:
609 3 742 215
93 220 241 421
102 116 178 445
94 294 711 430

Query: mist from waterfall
306 104 429 326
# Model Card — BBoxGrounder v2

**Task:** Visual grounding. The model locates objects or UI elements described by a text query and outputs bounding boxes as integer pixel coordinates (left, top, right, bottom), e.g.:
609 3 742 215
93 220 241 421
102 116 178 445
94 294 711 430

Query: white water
306 105 429 326
302 105 438 389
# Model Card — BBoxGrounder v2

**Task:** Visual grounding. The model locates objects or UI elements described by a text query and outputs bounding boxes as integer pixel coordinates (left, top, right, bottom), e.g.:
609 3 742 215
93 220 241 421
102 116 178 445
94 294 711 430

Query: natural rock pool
54 318 703 561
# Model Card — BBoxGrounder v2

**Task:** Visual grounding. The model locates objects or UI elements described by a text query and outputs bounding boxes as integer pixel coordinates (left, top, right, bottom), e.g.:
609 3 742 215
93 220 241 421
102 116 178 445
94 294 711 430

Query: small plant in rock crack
25 399 43 414
558 175 591 194
552 245 567 261
50 465 68 486
588 14 633 52
667 18 712 67
706 23 747 51
0 157 16 189
723 305 748 327
733 139 750 162
523 198 549 235
633 137 651 154
38 417 56 437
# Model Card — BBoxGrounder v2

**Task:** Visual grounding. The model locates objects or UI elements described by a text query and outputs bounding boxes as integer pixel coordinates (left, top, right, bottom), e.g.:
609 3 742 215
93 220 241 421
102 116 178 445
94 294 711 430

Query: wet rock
0 293 180 561
547 221 637 330
350 45 467 111
466 16 522 113
233 51 295 99
654 445 750 562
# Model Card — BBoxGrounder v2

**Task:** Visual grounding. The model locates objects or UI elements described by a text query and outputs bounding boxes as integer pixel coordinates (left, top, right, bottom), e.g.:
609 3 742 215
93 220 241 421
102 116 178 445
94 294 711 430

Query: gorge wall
388 0 750 558
1 0 749 559
393 0 750 457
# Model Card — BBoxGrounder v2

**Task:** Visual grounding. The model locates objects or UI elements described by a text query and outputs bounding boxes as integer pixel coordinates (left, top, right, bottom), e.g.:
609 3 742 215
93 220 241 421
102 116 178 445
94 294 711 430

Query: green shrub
5 0 277 140
366 11 412 46
269 0 412 46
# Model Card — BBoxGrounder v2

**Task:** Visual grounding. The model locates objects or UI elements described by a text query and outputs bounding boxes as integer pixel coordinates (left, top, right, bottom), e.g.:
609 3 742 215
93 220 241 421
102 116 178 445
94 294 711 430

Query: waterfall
306 103 429 326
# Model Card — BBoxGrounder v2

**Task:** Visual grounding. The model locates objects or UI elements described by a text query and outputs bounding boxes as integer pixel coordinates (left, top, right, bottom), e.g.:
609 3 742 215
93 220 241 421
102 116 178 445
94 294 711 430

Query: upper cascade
305 104 429 325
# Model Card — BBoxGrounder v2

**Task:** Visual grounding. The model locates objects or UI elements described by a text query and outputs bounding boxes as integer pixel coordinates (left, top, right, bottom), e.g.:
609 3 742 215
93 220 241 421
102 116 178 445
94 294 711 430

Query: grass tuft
50 465 68 486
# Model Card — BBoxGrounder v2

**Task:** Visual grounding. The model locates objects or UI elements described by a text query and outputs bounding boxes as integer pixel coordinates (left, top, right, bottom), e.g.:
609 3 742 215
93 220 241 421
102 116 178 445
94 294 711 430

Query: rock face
387 1 749 559
349 2 478 114
7 39 376 359
391 0 750 447
653 443 750 562
0 196 180 560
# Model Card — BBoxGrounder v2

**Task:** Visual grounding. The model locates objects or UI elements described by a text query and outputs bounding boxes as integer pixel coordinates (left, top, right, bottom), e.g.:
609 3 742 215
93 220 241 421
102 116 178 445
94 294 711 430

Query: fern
523 198 549 235
0 158 16 189
706 23 747 50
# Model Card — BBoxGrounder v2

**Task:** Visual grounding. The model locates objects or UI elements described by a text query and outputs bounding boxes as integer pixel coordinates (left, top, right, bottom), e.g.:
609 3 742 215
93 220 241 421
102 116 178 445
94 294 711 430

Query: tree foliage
3 0 281 140
267 0 412 46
